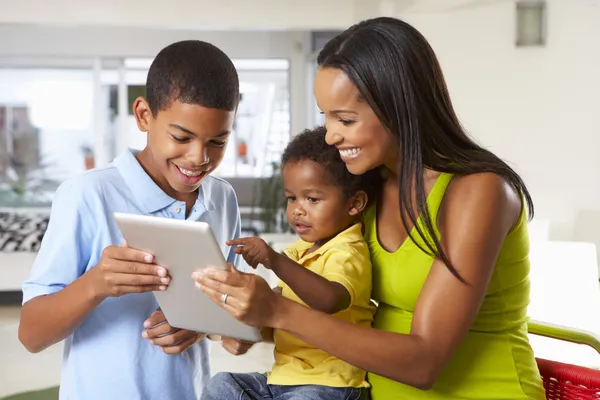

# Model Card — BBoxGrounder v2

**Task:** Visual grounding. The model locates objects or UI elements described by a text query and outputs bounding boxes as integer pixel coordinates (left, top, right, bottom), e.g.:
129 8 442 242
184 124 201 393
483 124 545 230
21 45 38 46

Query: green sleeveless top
364 173 546 400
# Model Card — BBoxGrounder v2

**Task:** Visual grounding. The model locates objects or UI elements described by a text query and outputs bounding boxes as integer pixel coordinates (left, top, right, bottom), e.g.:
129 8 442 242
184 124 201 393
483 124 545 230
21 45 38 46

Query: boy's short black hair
146 40 239 116
281 126 382 200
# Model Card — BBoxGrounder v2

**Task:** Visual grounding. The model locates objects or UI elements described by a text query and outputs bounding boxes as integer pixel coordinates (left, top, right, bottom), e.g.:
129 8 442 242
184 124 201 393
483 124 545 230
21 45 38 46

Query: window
516 1 547 47
0 68 94 206
215 62 290 177
0 57 292 209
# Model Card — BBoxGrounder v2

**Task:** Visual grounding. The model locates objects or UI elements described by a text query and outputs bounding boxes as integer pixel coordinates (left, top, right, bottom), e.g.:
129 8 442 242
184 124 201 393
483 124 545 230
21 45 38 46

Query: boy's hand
226 237 278 269
86 242 170 300
142 310 205 354
221 337 255 356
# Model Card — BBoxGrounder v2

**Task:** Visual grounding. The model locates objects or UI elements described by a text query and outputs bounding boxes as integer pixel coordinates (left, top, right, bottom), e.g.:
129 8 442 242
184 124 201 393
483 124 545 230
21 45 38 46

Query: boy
19 40 242 400
201 127 380 400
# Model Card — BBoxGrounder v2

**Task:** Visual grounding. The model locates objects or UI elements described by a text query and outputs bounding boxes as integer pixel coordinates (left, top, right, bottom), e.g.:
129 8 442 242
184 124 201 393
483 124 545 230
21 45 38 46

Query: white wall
0 25 307 59
0 0 355 30
0 0 514 29
402 0 600 241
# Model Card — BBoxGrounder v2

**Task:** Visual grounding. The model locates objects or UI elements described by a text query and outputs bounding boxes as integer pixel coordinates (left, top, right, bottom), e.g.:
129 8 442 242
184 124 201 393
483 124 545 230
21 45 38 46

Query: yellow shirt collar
285 222 364 263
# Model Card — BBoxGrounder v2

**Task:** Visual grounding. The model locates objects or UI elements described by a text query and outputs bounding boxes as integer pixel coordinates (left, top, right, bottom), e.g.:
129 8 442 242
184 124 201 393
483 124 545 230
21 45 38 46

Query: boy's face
133 98 235 202
283 160 365 244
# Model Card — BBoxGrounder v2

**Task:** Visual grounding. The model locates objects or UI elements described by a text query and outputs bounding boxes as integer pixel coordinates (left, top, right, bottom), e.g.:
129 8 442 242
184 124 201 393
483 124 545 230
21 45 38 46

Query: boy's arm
21 244 166 354
19 181 96 353
20 275 104 353
19 182 165 353
270 253 350 315
226 210 245 272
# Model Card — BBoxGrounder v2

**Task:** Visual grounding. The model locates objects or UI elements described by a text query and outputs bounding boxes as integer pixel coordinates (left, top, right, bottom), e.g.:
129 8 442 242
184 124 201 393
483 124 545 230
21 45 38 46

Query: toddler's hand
226 237 277 269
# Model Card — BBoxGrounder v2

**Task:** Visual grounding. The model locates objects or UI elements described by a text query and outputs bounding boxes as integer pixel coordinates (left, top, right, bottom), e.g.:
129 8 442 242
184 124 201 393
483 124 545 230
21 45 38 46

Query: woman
195 17 546 399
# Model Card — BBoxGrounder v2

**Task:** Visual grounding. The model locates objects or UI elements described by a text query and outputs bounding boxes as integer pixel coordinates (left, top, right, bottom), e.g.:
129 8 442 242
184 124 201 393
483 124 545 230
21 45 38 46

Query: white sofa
0 207 50 293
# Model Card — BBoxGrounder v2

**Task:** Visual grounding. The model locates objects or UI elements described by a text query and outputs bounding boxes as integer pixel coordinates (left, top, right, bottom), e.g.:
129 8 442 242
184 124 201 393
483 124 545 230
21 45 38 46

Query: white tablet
113 212 262 343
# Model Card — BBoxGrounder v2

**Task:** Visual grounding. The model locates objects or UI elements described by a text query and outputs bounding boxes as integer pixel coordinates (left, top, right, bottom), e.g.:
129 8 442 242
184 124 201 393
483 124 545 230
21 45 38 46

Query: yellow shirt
267 223 375 388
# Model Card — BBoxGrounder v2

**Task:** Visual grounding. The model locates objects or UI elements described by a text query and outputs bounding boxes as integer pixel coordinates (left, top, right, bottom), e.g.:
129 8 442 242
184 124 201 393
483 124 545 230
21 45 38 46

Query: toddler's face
282 160 356 244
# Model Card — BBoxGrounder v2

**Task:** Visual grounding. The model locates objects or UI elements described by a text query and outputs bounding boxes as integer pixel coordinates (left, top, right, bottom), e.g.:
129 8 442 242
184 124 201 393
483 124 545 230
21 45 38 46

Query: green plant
251 162 291 234
0 157 60 207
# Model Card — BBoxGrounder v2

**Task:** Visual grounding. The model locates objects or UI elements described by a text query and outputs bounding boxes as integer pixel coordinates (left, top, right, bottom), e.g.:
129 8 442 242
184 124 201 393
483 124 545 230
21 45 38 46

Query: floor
0 305 275 398
4 303 600 398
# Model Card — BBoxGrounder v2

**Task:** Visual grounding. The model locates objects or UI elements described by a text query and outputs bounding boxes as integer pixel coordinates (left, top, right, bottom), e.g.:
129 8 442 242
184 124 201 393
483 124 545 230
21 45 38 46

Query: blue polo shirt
22 149 243 400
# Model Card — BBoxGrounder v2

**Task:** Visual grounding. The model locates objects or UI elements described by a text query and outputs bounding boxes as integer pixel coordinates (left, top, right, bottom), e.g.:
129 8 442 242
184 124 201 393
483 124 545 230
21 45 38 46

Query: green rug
0 387 58 400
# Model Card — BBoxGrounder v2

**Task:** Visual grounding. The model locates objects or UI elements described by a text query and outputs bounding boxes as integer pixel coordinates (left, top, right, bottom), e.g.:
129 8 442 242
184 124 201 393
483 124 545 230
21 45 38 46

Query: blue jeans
202 372 369 400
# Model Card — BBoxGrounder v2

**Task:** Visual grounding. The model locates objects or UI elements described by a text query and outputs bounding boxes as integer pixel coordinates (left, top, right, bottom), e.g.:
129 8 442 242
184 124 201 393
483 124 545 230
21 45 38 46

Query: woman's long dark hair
317 17 534 282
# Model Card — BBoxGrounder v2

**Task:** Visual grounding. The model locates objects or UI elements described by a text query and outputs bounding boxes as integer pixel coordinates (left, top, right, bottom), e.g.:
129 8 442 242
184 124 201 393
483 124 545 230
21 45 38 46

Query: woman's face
314 67 397 175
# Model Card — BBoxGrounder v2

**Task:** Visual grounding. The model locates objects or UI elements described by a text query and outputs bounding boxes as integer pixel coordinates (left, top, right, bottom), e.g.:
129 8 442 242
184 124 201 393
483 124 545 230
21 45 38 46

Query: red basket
537 357 600 399
529 320 600 400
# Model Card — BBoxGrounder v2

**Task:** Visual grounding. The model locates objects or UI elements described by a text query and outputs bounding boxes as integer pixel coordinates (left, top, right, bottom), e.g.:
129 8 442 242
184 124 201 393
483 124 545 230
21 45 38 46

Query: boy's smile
172 162 208 187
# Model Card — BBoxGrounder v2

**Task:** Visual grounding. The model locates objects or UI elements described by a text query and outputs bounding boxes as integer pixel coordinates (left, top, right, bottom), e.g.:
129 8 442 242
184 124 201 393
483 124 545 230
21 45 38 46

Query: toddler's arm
270 253 351 314
228 237 350 314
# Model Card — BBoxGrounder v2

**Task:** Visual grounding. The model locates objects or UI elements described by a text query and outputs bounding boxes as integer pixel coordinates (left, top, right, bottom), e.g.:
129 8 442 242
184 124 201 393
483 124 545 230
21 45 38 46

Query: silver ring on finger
221 293 228 304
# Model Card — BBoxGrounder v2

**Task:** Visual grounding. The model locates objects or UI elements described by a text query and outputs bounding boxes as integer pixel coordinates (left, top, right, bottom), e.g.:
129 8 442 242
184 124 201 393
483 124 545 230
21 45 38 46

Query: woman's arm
197 173 521 389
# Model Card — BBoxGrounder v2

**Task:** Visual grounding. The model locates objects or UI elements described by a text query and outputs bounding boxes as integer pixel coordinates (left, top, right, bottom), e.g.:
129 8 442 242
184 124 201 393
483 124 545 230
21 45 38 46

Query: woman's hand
191 264 284 328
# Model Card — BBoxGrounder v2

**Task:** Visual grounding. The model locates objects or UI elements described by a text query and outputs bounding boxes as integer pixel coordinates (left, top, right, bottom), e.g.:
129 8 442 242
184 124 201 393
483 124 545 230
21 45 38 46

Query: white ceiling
0 0 517 30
